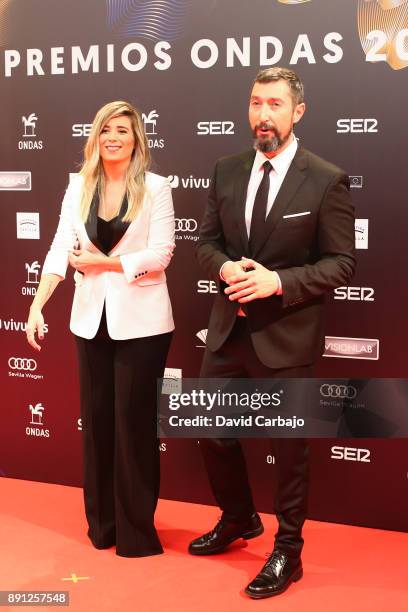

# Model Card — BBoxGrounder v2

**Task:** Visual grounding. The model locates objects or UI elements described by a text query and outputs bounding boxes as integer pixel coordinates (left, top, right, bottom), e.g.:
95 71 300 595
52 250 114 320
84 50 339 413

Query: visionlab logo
8 356 43 381
19 113 44 150
16 212 40 239
0 171 31 191
142 110 164 148
26 402 50 438
355 219 368 249
175 218 199 242
167 175 210 189
324 336 380 360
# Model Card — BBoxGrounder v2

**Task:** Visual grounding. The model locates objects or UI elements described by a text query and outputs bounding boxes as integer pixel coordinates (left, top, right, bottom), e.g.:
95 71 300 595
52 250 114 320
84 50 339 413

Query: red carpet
0 478 407 611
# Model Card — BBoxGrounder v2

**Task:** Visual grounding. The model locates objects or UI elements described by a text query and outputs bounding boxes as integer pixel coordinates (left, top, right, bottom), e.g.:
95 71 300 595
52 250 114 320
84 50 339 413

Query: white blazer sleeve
42 177 80 279
120 179 175 283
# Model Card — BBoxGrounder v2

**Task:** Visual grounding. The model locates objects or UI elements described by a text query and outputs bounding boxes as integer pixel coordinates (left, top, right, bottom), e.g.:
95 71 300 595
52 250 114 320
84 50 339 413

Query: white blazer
42 172 175 340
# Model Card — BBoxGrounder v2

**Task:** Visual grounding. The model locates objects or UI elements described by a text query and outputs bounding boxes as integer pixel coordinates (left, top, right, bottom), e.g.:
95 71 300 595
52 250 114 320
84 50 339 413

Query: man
189 67 355 599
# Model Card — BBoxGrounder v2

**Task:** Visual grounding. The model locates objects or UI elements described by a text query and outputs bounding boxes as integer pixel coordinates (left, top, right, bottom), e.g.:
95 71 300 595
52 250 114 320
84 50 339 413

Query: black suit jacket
197 146 356 368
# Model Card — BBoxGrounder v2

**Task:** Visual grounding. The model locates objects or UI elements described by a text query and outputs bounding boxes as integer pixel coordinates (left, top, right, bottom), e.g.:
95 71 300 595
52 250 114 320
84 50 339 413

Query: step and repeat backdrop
0 0 407 531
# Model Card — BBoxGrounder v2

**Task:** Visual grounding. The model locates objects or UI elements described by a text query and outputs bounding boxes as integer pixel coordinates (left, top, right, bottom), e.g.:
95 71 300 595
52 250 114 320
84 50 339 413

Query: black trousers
75 316 172 557
200 317 311 558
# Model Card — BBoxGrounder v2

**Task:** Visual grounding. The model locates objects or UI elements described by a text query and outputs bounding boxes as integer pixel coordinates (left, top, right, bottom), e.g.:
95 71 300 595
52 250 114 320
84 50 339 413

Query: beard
252 121 291 153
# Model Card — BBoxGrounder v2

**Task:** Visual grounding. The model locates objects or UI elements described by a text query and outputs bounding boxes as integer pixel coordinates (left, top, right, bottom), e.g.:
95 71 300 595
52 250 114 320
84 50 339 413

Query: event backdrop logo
16 212 40 239
22 113 37 137
106 0 189 41
358 0 408 69
0 171 31 190
27 402 50 437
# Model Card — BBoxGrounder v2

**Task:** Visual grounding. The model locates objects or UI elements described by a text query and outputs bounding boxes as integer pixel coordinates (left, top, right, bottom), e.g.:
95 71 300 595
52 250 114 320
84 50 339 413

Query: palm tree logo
29 403 44 425
142 110 159 135
26 261 40 284
22 113 38 137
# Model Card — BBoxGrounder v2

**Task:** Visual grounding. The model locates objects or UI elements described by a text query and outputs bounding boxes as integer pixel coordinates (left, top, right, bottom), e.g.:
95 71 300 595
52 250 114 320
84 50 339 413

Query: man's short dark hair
254 67 304 106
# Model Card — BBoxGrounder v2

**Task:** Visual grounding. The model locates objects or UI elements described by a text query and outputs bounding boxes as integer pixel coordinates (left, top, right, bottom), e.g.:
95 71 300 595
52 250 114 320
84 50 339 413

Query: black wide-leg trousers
199 317 311 558
75 326 172 557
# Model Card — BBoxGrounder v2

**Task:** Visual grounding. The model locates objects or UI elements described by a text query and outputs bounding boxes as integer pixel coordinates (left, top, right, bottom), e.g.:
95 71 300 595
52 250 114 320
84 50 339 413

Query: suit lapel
84 192 102 251
108 194 130 252
251 146 308 259
233 150 256 257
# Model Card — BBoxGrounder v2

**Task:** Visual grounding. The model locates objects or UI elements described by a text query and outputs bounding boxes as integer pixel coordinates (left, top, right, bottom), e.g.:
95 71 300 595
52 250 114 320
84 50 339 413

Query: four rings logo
320 384 357 399
175 218 198 232
8 357 37 371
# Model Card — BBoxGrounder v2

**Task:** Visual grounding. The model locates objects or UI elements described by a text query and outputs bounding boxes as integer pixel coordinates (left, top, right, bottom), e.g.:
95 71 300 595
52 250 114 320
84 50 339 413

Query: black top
85 191 130 255
97 216 117 253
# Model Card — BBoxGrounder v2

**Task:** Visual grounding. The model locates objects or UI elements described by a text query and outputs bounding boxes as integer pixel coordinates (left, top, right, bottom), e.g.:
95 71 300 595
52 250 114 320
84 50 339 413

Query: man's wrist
220 260 233 281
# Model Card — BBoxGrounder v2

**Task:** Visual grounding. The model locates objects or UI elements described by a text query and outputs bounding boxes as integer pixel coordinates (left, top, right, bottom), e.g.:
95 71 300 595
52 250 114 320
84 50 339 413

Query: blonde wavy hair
79 101 151 222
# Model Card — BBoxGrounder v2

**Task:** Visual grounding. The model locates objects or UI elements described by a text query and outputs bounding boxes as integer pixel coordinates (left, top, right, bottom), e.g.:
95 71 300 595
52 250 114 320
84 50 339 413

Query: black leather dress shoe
245 549 303 599
188 513 264 555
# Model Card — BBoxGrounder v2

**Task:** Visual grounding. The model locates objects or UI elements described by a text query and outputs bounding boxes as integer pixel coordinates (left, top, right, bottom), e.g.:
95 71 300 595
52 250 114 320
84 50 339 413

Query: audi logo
320 384 357 399
175 218 198 232
8 357 37 371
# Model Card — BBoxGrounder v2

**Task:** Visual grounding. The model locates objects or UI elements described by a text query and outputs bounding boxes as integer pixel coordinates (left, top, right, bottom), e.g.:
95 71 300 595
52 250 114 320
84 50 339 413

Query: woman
26 101 175 557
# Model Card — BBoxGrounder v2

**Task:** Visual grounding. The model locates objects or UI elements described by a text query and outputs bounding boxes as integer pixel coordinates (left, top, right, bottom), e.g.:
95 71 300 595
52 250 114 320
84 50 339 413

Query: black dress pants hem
75 329 172 558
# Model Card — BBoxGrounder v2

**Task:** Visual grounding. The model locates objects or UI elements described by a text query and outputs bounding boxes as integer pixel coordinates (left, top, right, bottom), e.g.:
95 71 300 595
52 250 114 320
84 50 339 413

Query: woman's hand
68 249 108 273
26 308 45 351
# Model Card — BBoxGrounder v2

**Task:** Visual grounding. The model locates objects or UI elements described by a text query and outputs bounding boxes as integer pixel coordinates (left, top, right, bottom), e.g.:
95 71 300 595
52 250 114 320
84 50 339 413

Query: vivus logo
141 110 164 149
0 318 48 333
19 113 44 150
358 0 408 70
168 175 210 189
8 356 44 381
26 402 50 438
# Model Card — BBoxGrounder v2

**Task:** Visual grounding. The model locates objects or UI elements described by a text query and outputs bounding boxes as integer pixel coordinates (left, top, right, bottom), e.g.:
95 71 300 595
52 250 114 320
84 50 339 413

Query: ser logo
331 446 371 463
197 280 218 294
72 124 92 137
334 287 375 301
197 121 235 135
337 119 378 133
